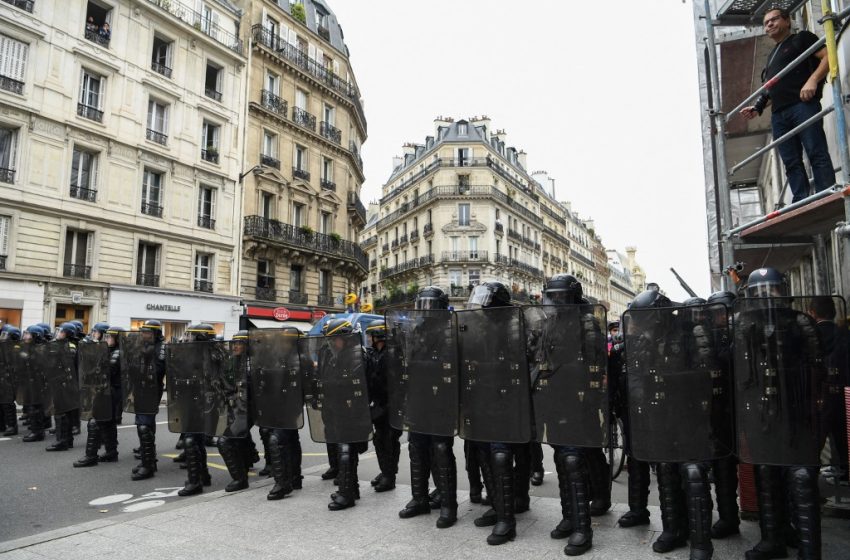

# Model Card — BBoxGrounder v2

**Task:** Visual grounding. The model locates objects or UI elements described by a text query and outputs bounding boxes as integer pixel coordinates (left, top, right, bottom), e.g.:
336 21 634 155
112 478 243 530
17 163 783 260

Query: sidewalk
2 463 848 560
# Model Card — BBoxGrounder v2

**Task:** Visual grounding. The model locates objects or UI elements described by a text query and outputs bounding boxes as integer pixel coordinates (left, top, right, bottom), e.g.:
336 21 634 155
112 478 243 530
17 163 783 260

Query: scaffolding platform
716 0 808 26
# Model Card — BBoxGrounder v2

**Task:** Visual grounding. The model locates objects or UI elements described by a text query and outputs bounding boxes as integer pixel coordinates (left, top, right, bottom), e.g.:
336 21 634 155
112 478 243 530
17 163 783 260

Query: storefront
108 286 242 342
241 304 322 333
0 278 44 329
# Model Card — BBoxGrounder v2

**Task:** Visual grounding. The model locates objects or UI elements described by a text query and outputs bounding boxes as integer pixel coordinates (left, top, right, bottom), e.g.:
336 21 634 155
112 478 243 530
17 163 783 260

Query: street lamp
239 165 266 182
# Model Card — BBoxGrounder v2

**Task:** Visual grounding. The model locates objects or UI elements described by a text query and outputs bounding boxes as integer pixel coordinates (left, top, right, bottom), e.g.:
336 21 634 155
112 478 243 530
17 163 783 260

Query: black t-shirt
762 31 824 112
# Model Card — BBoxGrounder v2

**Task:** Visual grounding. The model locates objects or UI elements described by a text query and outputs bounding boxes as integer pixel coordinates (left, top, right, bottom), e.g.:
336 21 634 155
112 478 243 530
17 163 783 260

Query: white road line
0 437 10 442
117 421 168 430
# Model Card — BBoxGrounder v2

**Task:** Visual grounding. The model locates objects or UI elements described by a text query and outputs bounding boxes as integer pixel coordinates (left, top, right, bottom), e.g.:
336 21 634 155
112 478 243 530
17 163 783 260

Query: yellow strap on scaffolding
822 0 839 82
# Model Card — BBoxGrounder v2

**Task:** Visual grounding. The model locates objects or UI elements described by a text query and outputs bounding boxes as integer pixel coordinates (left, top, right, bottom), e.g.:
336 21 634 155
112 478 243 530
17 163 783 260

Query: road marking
162 453 257 476
89 494 135 506
0 437 10 442
117 421 168 430
123 500 166 512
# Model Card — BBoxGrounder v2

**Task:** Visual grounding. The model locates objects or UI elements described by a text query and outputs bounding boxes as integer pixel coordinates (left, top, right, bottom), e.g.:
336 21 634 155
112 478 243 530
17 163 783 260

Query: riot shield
0 341 16 404
734 296 834 466
524 304 609 448
77 341 114 421
456 306 532 443
39 342 80 416
385 309 459 436
250 328 304 430
120 333 163 414
13 342 41 406
165 342 207 434
299 333 372 444
623 303 735 463
207 341 250 437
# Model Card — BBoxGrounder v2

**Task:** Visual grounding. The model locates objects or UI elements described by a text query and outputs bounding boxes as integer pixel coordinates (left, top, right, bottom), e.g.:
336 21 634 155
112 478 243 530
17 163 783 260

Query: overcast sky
331 0 710 301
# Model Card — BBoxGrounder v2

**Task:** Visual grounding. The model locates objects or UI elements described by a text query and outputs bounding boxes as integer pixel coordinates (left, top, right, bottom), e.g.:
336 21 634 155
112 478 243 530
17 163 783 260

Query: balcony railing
136 273 159 287
0 167 14 184
381 243 389 254
198 215 216 229
391 239 398 249
495 222 504 234
151 62 172 78
571 249 595 268
379 254 435 280
261 90 287 115
410 230 419 242
508 228 522 241
292 167 310 181
399 234 408 246
349 141 364 170
84 29 110 48
141 201 164 217
201 149 219 164
205 88 222 102
320 121 341 144
289 290 308 305
348 193 366 224
64 263 91 279
317 24 330 41
362 235 377 248
292 106 316 131
70 184 97 202
441 251 489 263
146 128 168 145
77 103 103 123
320 179 336 192
243 215 368 271
194 279 213 293
261 154 280 169
0 255 5 270
0 75 24 95
449 286 472 299
256 285 276 301
2 0 34 13
317 294 335 307
423 223 433 236
369 259 377 269
147 0 243 54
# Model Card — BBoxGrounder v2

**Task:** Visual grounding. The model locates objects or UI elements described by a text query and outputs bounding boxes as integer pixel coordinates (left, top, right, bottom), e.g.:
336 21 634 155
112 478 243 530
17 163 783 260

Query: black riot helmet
365 319 387 342
467 281 511 309
232 330 249 342
105 326 125 348
415 286 449 310
231 329 248 355
140 319 164 342
323 318 354 337
543 274 583 305
185 323 216 342
630 288 672 310
746 267 788 298
707 291 737 308
683 297 707 307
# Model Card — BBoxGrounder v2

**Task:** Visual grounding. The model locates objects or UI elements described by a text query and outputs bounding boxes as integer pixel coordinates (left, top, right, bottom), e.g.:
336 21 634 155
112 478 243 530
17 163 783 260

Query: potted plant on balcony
290 2 306 24
328 232 342 247
299 224 314 239
205 144 218 159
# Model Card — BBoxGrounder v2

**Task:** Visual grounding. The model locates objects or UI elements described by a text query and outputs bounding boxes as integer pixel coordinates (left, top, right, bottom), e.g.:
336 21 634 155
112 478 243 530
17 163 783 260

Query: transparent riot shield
456 306 532 443
120 333 164 415
299 333 372 444
165 342 206 434
525 304 609 448
623 303 735 463
734 296 837 466
39 342 80 416
77 341 114 421
250 328 304 430
0 341 16 404
385 309 459 436
207 341 250 437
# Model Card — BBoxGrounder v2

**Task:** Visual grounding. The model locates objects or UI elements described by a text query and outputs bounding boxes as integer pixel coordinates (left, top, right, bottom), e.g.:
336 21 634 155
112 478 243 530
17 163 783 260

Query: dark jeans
772 100 835 202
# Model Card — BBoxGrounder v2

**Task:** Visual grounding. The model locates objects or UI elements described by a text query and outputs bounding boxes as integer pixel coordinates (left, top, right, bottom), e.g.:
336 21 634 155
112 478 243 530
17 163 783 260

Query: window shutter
262 6 268 32
0 215 9 255
79 71 86 105
288 28 297 47
210 188 216 218
332 60 339 77
308 43 316 61
90 154 98 190
85 232 94 266
154 244 160 274
316 47 324 65
281 23 289 44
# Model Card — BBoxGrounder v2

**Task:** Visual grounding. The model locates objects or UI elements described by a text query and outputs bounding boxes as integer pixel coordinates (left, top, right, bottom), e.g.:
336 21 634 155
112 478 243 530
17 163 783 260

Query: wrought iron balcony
261 154 280 169
0 75 24 95
84 29 110 48
508 228 522 241
2 0 34 13
410 230 419 242
136 273 160 287
151 62 172 78
0 167 14 184
261 90 287 115
362 235 377 248
320 121 341 144
77 103 103 123
292 106 316 131
369 259 377 269
205 88 222 102
288 290 308 305
379 254 435 280
399 234 408 246
141 201 164 217
320 179 336 192
423 223 433 236
201 149 219 163
317 24 330 41
0 255 5 270
381 243 389 254
198 215 216 229
194 279 213 293
349 141 363 170
70 184 97 202
255 285 276 301
348 193 366 224
391 239 398 250
292 167 310 182
495 222 504 234
317 294 335 307
441 251 489 263
146 0 243 54
64 263 91 279
146 128 168 145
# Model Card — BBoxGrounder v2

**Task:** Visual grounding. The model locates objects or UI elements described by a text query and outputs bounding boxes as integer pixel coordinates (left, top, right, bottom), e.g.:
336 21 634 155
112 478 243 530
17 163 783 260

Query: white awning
248 319 313 333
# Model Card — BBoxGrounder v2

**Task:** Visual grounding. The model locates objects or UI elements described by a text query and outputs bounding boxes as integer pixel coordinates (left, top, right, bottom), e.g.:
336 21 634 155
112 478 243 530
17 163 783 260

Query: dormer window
457 123 467 136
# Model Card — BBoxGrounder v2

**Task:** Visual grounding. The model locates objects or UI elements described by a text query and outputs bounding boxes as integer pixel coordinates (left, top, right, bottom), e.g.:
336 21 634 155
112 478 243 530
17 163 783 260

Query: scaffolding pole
822 0 850 229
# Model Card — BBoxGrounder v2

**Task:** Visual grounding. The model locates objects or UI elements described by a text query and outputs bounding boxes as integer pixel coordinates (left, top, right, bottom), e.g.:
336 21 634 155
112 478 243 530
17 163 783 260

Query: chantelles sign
146 304 181 312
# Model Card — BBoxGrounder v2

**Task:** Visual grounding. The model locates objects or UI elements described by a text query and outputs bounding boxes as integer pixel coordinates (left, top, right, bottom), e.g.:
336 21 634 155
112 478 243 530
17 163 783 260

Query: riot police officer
87 322 110 343
132 319 166 481
46 322 79 452
0 325 21 436
217 330 254 492
21 325 49 442
365 319 402 493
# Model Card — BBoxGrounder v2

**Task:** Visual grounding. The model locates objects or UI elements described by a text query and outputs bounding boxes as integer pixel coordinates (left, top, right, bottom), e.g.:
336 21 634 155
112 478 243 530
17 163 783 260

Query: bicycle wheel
610 417 626 480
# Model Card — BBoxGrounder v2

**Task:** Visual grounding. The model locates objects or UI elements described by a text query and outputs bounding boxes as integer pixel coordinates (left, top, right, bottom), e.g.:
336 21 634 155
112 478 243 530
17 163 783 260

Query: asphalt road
0 406 640 543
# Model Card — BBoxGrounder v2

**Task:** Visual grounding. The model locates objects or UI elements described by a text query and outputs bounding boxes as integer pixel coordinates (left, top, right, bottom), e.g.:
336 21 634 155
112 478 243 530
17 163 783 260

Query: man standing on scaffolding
741 7 835 203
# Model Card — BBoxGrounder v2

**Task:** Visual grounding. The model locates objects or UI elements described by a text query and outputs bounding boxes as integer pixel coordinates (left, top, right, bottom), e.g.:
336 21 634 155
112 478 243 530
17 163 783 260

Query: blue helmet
57 322 78 341
0 325 21 341
36 322 53 341
90 322 110 341
25 324 47 343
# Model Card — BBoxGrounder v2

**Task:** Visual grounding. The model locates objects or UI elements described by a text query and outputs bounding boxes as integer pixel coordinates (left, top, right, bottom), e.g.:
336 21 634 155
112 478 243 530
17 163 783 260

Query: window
321 157 333 183
84 1 112 47
64 229 93 278
0 215 10 264
146 99 168 145
201 121 220 163
457 147 469 166
70 148 98 202
136 243 160 286
450 237 458 252
263 15 279 39
0 127 18 183
293 145 309 180
458 174 470 188
141 169 163 217
194 252 213 292
266 71 279 95
78 70 104 122
261 131 279 168
458 203 470 226
457 123 468 136
200 4 216 36
323 104 335 126
256 259 274 299
469 268 480 285
449 269 461 288
204 62 222 101
289 265 303 292
319 269 331 294
319 211 333 234
292 202 305 227
469 236 478 258
260 192 274 219
0 34 28 95
295 89 308 110
197 185 216 229
151 36 172 78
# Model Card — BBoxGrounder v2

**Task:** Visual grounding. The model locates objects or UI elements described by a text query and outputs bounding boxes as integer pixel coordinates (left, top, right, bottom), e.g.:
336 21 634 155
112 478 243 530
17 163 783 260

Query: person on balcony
741 8 835 203
98 22 111 43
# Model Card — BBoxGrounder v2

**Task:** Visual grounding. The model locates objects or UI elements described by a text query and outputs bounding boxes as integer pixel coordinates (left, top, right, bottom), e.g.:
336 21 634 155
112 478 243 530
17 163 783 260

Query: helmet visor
746 282 786 299
415 296 444 310
542 289 575 305
467 285 494 309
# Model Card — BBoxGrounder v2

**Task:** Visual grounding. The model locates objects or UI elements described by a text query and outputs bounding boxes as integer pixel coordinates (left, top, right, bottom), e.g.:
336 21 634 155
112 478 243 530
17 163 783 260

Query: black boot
474 444 498 526
564 452 593 556
22 407 45 442
290 434 303 489
73 419 101 467
98 421 119 462
551 448 574 539
788 467 820 560
218 437 248 492
487 447 516 545
465 440 484 503
513 442 532 513
711 456 740 538
328 444 358 510
618 458 650 527
683 463 714 560
46 414 72 451
321 443 339 480
399 437 432 518
267 432 293 500
69 409 81 435
178 435 205 496
258 427 272 476
587 447 612 516
2 402 18 436
434 439 458 528
652 462 688 553
132 425 157 481
530 441 544 486
745 465 788 560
